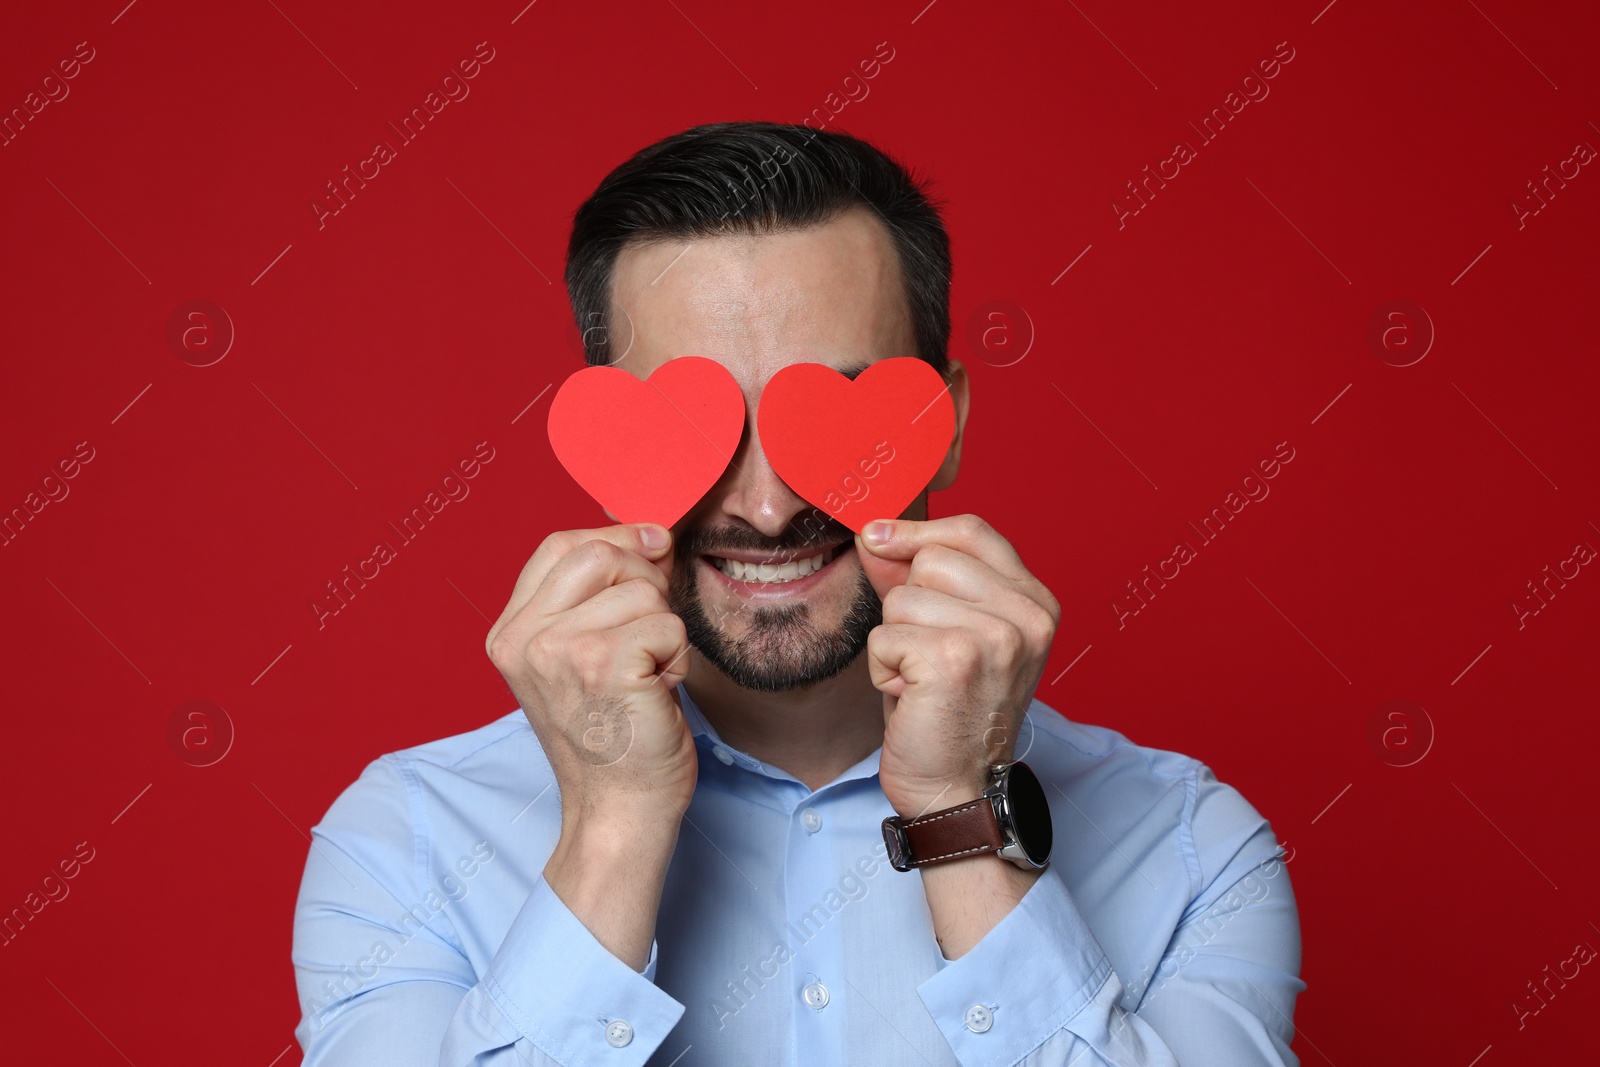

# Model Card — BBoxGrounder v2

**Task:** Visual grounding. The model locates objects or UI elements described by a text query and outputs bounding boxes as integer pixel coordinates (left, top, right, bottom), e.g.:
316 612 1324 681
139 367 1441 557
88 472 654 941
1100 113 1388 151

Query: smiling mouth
704 543 849 584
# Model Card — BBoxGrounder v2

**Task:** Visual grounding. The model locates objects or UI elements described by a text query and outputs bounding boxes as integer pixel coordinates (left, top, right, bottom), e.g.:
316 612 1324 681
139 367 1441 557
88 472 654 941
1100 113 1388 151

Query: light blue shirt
292 686 1304 1065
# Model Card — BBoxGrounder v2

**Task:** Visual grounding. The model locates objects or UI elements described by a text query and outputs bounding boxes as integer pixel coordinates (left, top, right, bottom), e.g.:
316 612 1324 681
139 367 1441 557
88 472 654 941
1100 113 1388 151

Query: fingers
534 536 673 618
903 544 1010 605
612 611 692 688
880 582 975 628
488 524 672 648
874 585 1044 690
859 515 1061 626
866 622 943 695
859 514 1029 582
858 529 1033 609
852 534 912 601
560 576 673 635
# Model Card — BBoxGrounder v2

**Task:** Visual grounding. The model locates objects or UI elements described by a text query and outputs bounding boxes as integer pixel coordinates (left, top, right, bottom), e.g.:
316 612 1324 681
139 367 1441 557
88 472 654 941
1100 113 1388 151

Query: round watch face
1004 762 1053 864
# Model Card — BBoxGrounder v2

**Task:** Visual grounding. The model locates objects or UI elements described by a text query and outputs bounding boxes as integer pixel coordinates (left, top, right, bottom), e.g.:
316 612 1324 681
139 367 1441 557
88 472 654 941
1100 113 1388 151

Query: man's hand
486 522 698 815
855 514 1060 819
484 522 696 969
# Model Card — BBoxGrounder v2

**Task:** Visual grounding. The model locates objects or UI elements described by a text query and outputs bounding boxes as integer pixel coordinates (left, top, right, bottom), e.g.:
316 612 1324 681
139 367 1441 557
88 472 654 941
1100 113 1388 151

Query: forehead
607 206 916 390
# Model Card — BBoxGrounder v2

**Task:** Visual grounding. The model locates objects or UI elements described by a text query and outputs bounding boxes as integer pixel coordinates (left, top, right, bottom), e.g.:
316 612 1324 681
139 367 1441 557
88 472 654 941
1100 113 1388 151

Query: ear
927 358 970 492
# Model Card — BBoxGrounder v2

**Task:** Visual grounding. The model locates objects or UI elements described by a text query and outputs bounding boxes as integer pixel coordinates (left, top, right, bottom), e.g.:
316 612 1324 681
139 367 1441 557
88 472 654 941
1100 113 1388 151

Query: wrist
882 760 1053 874
920 853 1045 960
546 811 680 906
559 800 683 854
885 772 993 821
544 812 678 975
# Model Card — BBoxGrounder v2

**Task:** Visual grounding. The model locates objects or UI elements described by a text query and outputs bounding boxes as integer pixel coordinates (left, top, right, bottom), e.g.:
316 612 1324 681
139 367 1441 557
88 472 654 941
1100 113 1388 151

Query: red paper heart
757 358 956 533
547 356 745 527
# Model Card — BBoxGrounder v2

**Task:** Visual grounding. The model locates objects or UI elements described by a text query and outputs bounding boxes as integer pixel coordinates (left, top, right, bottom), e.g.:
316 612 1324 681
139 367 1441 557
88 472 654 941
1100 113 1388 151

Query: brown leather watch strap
900 796 1005 868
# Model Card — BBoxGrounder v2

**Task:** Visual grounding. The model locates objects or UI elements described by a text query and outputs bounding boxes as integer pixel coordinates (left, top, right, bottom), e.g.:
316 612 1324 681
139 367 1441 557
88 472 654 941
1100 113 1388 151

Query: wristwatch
881 760 1053 872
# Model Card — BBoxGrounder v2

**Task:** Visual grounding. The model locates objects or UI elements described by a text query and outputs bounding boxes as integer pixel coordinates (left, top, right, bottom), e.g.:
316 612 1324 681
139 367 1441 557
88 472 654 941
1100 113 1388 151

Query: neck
682 650 884 792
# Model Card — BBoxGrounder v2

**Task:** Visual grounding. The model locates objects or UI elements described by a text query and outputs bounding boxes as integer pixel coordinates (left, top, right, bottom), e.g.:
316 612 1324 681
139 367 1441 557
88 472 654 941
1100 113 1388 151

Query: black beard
669 552 882 693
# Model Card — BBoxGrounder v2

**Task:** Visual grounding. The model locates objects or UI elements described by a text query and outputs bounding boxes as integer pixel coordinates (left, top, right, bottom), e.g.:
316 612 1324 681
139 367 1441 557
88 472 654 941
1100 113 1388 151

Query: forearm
920 854 1043 959
543 806 681 972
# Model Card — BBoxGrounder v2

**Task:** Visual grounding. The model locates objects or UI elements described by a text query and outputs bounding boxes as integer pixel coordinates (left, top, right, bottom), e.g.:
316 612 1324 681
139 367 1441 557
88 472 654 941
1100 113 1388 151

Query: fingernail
863 520 894 545
640 524 670 551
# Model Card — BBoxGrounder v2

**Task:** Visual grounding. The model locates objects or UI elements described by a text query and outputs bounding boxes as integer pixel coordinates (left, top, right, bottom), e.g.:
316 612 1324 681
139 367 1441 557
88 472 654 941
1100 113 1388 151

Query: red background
3 1 1597 1063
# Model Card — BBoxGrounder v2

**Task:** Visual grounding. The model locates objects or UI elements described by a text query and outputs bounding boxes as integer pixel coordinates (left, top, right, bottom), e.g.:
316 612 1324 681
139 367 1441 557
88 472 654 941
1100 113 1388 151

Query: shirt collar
677 682 721 743
676 682 883 791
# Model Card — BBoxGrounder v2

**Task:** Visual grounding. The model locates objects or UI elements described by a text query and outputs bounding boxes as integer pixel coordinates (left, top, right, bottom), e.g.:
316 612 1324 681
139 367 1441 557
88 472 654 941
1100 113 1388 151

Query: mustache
676 515 854 558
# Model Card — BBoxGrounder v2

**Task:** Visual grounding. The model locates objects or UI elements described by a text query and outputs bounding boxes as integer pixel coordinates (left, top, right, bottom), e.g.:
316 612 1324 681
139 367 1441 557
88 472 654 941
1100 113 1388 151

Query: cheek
667 558 704 609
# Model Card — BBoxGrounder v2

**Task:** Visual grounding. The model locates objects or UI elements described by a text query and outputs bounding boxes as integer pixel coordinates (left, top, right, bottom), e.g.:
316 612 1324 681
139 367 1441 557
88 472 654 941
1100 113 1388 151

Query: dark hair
564 121 952 378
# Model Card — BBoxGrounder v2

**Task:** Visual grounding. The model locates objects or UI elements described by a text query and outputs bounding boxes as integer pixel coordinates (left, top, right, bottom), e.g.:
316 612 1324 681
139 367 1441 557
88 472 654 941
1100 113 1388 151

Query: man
292 121 1304 1065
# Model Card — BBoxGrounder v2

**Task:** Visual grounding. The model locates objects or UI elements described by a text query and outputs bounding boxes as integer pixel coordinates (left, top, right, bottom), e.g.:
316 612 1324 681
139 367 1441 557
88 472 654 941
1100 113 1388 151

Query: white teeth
713 546 836 583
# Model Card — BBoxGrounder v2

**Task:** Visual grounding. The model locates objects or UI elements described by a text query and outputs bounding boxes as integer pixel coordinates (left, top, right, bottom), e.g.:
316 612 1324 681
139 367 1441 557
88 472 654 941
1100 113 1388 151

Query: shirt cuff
917 865 1113 1066
480 872 686 1066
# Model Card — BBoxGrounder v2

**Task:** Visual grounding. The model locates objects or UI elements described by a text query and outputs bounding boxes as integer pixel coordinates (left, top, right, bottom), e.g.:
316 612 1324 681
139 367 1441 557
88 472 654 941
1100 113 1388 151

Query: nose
709 403 814 540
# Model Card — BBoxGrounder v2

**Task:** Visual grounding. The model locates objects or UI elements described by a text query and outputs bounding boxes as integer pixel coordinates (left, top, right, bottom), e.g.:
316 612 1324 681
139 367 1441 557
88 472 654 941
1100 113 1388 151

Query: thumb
854 532 911 600
636 523 676 585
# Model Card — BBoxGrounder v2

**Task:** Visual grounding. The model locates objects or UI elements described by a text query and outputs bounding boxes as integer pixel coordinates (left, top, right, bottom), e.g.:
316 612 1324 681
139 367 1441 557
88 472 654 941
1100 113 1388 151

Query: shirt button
801 807 822 833
964 1004 993 1033
712 746 734 765
604 1019 633 1047
802 981 830 1009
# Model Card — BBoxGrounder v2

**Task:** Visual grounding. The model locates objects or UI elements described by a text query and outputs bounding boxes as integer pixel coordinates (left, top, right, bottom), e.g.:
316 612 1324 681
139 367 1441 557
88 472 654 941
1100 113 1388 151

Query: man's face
606 207 924 692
